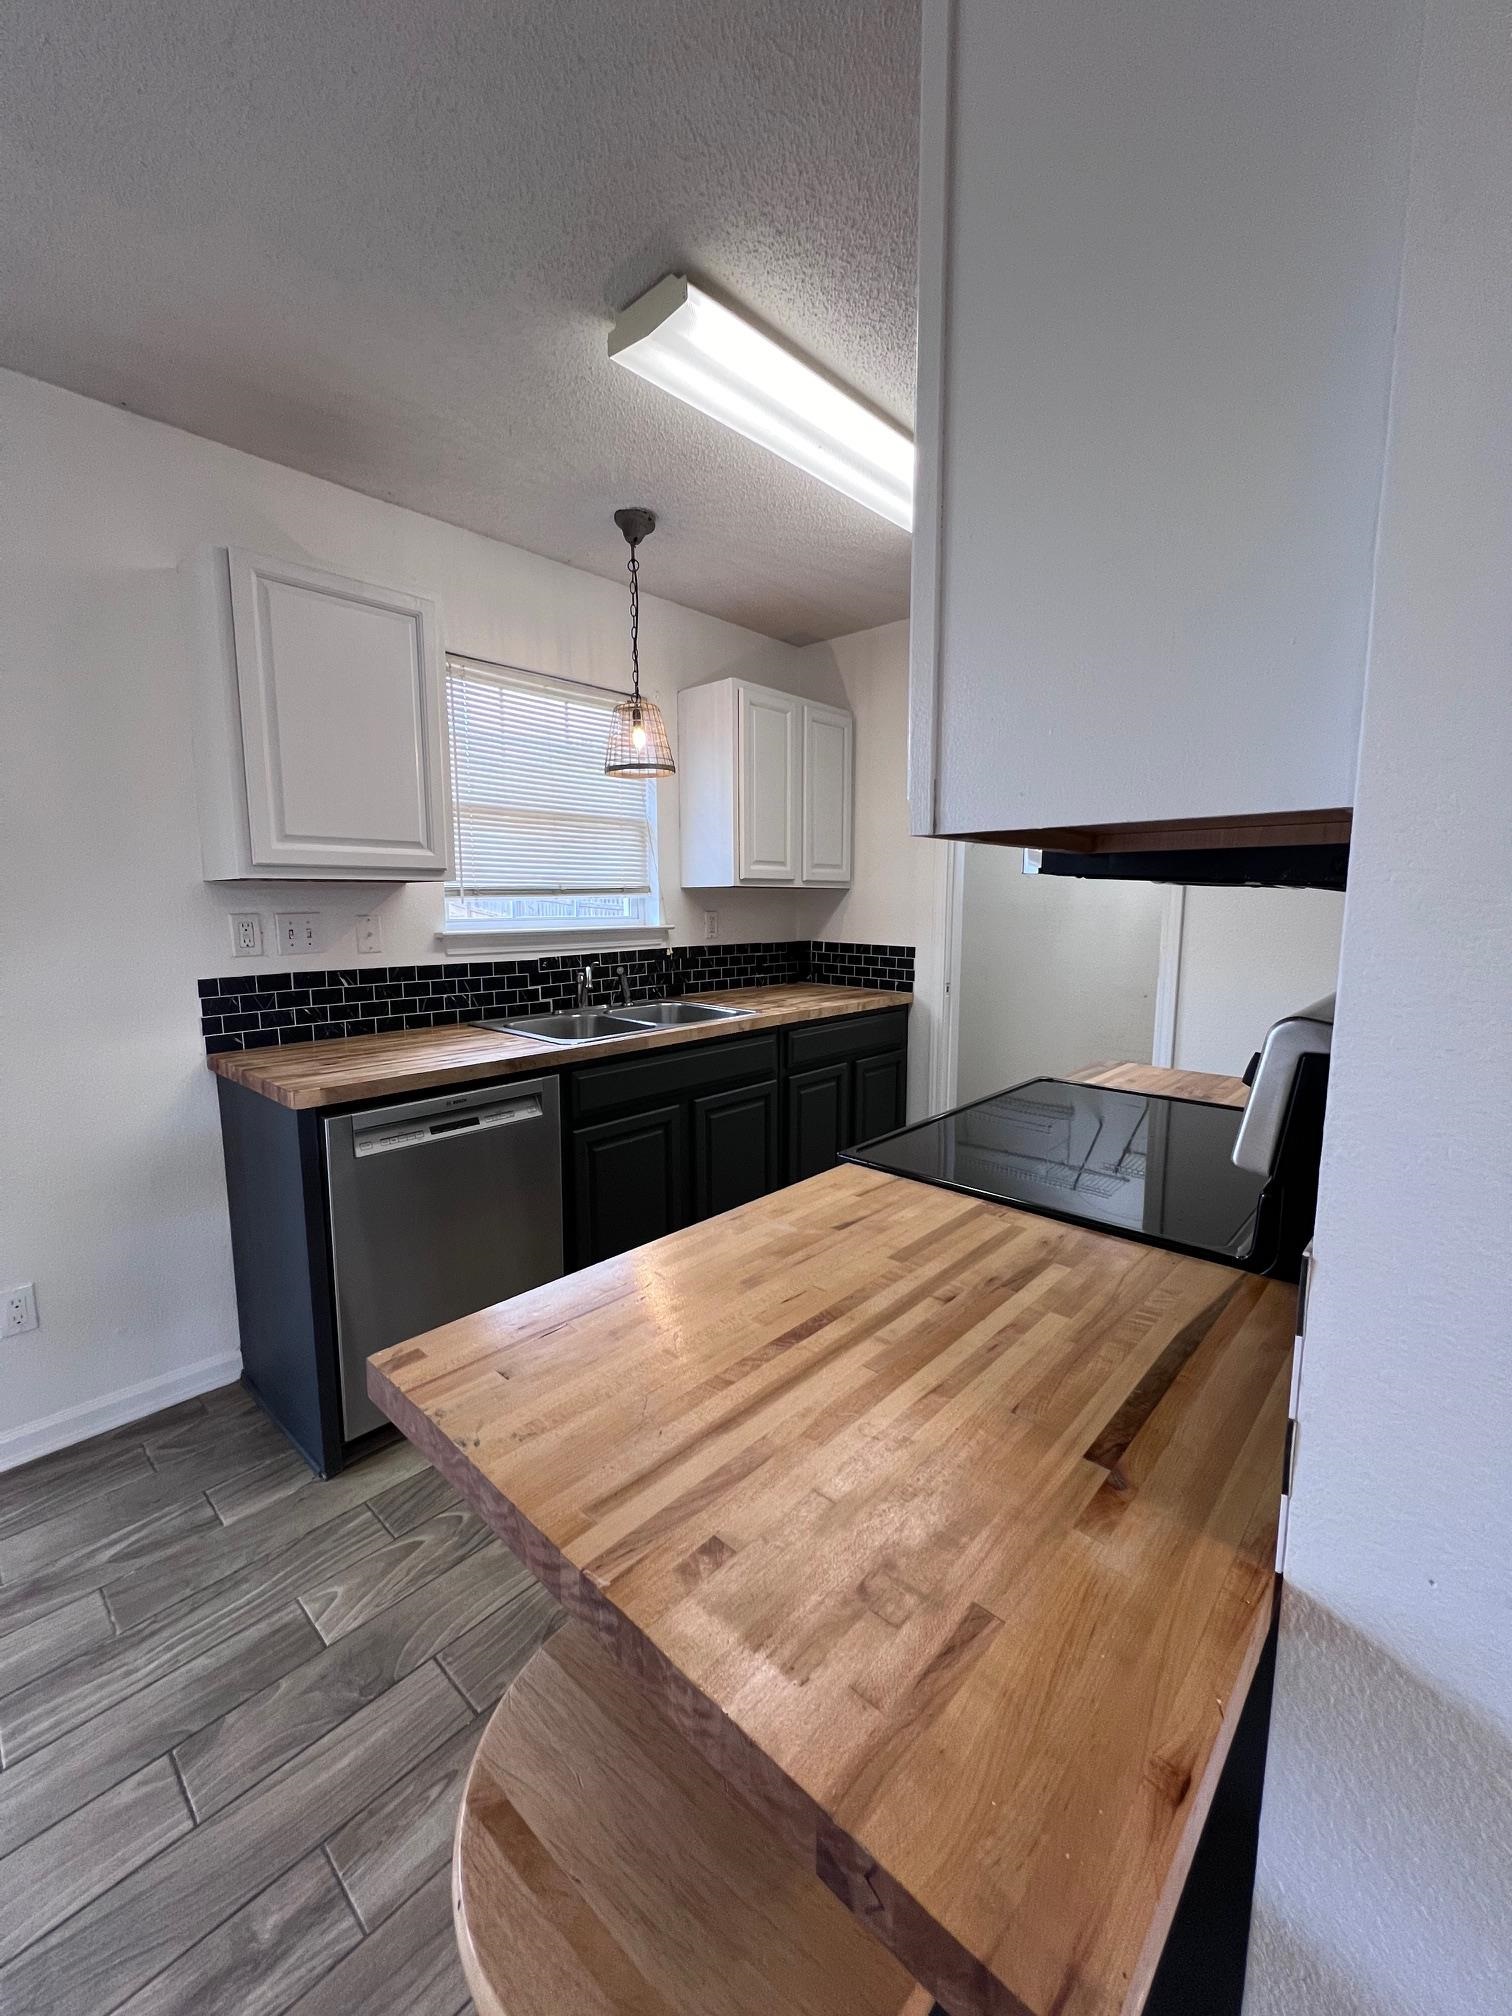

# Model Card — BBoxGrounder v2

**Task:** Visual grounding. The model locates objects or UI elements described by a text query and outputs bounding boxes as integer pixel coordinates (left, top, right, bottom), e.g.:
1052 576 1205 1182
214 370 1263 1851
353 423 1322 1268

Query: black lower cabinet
566 1034 783 1265
785 1063 851 1183
852 1047 907 1146
691 1080 780 1221
565 1011 906 1259
570 1104 685 1268
784 1009 910 1181
216 1078 345 1475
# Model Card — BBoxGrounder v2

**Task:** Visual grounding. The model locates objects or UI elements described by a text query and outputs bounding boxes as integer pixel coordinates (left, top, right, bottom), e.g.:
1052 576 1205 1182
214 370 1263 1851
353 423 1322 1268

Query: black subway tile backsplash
197 940 914 1053
807 941 917 992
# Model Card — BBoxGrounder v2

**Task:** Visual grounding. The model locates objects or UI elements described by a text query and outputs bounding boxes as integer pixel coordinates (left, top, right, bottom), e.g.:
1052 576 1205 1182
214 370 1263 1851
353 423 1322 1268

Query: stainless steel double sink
475 1000 753 1046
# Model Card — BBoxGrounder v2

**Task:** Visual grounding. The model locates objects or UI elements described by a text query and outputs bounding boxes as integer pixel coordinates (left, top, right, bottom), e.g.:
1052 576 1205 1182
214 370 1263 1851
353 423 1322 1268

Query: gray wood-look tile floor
0 1383 561 2016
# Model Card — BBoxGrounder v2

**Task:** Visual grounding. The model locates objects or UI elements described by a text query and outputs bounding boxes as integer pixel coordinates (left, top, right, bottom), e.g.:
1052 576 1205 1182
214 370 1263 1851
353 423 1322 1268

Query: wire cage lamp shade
605 505 676 778
605 693 675 776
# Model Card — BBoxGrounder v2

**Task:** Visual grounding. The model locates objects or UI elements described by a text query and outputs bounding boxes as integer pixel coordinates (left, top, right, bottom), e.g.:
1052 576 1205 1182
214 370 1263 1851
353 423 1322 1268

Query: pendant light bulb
605 507 676 778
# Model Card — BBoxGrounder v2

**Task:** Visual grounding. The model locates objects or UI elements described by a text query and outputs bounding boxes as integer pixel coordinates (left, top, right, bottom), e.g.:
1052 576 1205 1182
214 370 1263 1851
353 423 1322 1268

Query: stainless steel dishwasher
324 1077 562 1439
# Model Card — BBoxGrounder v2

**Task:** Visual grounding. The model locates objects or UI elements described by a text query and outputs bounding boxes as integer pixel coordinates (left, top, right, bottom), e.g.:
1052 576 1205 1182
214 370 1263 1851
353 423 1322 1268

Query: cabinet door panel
785 1064 850 1184
737 687 798 882
228 549 447 875
851 1051 907 1149
691 1081 779 1222
570 1106 685 1268
801 703 854 885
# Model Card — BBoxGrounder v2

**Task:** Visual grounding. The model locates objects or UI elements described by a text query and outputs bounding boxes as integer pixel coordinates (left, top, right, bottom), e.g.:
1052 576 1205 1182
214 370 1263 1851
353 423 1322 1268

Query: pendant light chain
627 539 642 706
604 504 675 777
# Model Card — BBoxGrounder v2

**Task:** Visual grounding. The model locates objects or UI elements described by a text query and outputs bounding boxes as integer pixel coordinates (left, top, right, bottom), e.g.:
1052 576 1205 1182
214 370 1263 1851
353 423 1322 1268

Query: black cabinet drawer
569 1034 779 1120
784 1010 909 1072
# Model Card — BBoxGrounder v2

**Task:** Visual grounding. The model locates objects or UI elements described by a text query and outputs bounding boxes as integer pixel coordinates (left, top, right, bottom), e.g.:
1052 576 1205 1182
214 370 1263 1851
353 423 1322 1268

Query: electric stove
842 1075 1318 1276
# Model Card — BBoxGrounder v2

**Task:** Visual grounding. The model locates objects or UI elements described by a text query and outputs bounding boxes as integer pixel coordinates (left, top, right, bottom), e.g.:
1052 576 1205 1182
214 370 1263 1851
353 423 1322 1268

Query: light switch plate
274 911 320 957
230 912 263 958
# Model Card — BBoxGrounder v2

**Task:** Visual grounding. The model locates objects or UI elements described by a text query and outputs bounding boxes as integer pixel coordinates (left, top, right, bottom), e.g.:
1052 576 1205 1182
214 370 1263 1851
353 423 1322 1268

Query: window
443 655 662 940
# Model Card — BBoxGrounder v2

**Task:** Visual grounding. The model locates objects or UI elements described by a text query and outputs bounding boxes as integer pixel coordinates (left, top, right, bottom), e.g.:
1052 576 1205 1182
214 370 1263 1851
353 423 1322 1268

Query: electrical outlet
274 912 320 957
704 909 720 941
230 912 263 958
355 911 382 956
3 1283 38 1338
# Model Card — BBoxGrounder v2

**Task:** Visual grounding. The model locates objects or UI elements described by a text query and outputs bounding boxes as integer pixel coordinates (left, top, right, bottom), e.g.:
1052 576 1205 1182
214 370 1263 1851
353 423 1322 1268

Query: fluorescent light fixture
609 275 913 531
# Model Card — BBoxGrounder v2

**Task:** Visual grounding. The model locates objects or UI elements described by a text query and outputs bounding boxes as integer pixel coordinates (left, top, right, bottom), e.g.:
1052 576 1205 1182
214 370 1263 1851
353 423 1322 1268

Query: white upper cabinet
190 547 450 880
800 702 854 886
678 679 853 889
736 685 800 882
910 0 1421 839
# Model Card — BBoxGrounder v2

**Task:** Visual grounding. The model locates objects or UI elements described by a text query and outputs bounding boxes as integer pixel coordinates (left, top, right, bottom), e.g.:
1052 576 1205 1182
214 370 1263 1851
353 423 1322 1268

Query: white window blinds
445 657 653 894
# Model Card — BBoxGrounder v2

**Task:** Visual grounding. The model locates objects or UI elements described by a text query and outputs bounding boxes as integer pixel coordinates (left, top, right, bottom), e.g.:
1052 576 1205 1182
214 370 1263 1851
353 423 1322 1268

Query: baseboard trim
0 1353 244 1472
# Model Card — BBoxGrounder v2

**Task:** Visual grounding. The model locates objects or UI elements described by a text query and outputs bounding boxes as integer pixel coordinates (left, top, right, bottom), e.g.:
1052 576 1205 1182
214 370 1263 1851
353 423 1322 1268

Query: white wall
0 369 835 1464
952 858 1344 1101
956 851 1166 1100
799 621 943 1117
1247 1 1512 2008
1171 887 1345 1077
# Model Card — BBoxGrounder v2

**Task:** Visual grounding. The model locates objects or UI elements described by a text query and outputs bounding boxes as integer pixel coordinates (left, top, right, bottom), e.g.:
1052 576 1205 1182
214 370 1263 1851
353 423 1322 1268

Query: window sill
436 924 673 957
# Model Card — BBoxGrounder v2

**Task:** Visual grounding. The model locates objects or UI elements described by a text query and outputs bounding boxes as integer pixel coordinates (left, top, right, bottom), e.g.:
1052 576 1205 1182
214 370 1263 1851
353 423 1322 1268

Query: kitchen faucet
575 962 594 1009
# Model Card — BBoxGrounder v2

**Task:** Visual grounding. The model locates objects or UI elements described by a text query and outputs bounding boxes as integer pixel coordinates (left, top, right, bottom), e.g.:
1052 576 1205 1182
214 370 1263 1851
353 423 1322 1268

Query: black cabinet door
570 1104 685 1267
691 1080 779 1223
785 1063 851 1183
851 1049 907 1149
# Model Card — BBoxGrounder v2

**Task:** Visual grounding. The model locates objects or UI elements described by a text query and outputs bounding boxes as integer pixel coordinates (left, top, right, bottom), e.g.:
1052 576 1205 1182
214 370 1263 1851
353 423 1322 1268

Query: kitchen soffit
0 0 919 644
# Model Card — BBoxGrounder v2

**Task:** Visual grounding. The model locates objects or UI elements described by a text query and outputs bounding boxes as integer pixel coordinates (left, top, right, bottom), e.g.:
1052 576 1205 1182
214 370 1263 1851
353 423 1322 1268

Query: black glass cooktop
842 1078 1268 1265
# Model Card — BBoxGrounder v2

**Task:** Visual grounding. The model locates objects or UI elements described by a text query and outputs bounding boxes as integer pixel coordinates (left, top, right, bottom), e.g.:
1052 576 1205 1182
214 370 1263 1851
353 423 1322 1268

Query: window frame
437 653 669 953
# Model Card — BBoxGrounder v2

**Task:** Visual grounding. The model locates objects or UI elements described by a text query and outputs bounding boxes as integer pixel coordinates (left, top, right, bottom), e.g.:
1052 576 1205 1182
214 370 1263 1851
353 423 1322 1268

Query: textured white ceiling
0 0 918 641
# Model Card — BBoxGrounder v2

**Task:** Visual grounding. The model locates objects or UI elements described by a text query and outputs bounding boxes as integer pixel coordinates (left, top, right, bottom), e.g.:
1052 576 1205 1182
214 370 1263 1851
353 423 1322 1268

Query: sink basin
476 1011 655 1045
621 1000 754 1027
477 999 755 1045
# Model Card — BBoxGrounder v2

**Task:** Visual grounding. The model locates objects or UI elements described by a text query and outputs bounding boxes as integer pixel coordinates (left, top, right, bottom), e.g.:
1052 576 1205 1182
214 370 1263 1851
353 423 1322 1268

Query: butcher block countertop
208 981 909 1110
370 1065 1290 2016
1069 1060 1250 1108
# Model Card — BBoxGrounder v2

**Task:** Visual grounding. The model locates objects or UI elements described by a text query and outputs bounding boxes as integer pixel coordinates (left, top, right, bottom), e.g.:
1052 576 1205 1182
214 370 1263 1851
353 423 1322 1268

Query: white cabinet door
801 702 854 885
910 0 1417 837
228 549 448 876
736 685 799 883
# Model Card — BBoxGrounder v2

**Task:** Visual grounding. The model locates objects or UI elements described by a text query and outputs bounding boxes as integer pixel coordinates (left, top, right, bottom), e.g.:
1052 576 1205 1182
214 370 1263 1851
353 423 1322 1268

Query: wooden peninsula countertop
208 982 909 1110
370 1065 1291 2016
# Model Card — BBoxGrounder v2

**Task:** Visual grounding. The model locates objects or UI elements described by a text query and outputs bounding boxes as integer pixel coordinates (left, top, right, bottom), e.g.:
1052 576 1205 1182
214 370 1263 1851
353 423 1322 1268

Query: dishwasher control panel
353 1090 545 1156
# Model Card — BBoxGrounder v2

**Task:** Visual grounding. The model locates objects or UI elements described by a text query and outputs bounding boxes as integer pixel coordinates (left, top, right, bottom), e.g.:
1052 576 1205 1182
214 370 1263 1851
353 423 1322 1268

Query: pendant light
604 506 675 778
